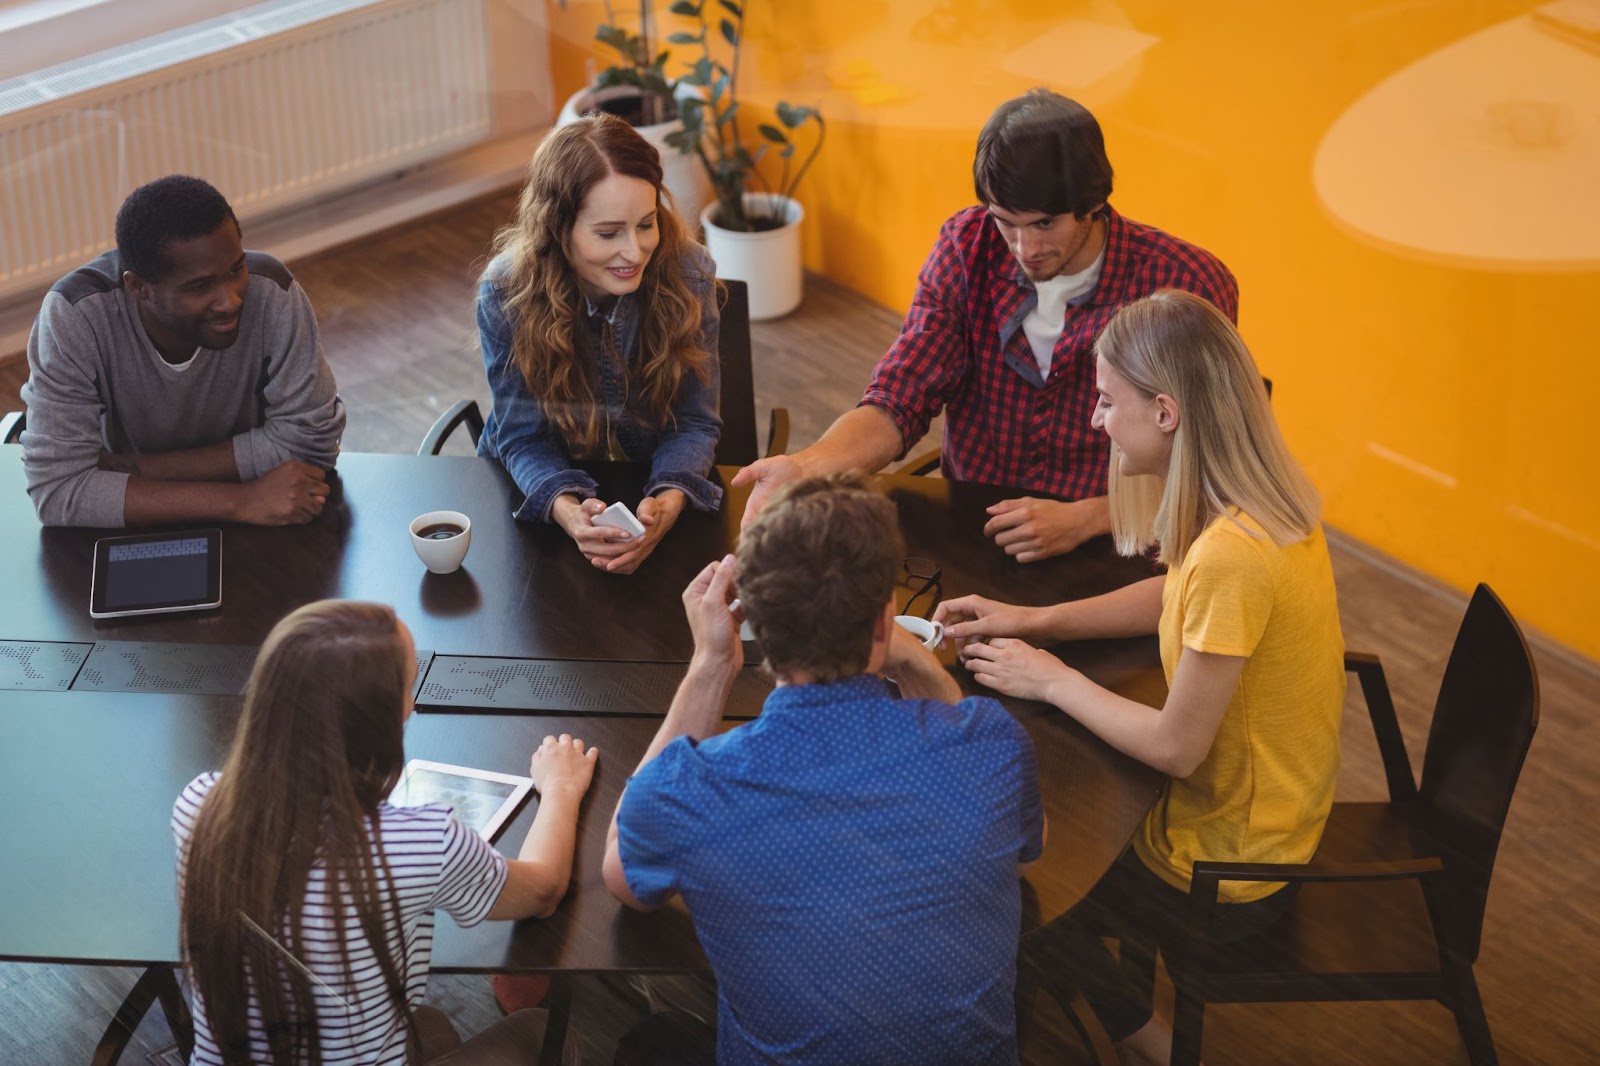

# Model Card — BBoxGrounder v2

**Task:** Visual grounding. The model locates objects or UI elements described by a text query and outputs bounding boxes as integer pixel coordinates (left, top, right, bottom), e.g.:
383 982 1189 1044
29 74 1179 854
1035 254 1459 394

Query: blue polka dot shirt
617 674 1045 1065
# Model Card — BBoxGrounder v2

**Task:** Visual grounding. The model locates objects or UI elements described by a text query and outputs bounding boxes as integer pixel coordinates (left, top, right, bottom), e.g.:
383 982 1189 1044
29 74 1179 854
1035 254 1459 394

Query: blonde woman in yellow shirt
936 288 1345 1066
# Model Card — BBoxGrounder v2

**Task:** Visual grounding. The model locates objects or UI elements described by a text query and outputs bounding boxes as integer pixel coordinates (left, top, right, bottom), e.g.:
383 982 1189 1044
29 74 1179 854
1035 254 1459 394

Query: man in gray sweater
20 175 345 527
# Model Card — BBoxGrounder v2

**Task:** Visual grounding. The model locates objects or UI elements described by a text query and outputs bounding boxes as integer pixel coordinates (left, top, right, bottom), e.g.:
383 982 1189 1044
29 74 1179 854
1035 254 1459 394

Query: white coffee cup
894 615 944 650
409 510 472 574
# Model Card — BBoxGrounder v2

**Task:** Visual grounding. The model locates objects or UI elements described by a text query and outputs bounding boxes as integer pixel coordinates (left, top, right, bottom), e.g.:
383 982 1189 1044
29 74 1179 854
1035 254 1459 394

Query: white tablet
390 759 534 842
90 529 222 619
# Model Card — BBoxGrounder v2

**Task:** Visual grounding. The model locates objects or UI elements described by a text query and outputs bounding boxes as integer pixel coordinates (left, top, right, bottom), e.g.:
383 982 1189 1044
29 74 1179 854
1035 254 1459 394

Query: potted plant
556 0 713 229
662 0 824 319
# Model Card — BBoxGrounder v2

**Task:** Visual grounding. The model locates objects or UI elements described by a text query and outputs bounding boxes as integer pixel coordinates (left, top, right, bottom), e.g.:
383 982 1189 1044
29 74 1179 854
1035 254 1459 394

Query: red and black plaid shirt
860 205 1238 500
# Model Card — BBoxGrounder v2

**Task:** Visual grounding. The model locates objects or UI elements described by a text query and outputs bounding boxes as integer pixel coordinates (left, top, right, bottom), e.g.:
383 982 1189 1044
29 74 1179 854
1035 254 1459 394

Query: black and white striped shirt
173 772 508 1065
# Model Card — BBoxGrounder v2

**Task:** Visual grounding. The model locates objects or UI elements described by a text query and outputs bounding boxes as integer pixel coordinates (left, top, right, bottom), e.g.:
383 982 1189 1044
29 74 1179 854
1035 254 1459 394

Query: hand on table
550 495 654 571
597 490 685 574
235 461 330 525
982 496 1108 562
529 733 598 798
730 454 804 529
960 638 1075 704
682 553 741 670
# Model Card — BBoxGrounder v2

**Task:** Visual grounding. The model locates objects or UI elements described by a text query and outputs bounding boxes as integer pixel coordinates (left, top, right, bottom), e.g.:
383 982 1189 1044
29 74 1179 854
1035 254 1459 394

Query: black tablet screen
103 535 213 611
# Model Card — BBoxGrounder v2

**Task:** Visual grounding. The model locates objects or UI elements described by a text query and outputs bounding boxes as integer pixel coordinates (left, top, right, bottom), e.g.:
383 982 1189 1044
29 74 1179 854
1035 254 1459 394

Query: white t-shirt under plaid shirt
172 772 508 1065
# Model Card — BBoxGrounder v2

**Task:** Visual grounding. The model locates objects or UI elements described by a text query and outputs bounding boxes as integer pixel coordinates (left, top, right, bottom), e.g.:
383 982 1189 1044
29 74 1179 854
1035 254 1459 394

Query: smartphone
592 500 646 538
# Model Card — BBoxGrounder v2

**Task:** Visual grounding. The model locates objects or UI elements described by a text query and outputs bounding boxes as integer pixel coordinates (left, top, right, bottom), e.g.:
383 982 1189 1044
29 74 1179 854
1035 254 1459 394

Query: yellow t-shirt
1132 511 1346 903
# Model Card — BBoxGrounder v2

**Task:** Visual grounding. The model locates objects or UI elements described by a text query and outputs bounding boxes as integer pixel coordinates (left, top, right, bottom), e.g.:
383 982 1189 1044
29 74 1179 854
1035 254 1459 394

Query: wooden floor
1 192 1596 1065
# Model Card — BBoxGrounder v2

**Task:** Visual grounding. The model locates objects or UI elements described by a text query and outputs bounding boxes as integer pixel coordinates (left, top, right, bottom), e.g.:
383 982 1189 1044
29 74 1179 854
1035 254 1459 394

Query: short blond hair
1096 289 1320 567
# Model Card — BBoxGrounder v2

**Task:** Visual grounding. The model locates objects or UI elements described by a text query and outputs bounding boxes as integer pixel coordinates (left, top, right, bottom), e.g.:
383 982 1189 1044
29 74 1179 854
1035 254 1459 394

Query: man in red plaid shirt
735 89 1237 561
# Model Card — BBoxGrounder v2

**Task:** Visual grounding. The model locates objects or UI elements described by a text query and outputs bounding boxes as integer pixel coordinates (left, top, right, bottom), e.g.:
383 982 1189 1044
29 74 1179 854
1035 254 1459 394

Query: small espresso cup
409 510 472 574
894 614 944 651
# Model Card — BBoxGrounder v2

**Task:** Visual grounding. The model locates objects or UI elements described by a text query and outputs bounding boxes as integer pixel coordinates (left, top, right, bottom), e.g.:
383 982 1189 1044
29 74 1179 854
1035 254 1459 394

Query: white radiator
0 0 493 301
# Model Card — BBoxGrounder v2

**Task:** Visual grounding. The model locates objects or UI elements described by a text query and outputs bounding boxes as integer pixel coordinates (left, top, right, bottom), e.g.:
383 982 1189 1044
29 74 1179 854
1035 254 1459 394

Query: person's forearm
125 440 241 483
1043 647 1242 777
516 785 585 898
1044 670 1171 770
1074 495 1113 541
1036 575 1166 641
123 479 246 526
520 786 584 866
605 653 738 860
488 784 587 920
791 406 905 478
635 654 739 771
887 656 963 702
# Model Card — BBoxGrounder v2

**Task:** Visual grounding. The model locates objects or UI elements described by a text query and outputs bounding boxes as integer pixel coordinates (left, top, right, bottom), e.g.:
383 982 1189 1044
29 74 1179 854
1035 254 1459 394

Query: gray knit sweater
20 250 345 527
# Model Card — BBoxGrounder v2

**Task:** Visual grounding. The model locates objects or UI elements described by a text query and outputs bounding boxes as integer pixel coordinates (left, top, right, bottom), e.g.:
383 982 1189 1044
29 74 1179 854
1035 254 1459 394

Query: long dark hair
180 600 415 1066
490 112 712 455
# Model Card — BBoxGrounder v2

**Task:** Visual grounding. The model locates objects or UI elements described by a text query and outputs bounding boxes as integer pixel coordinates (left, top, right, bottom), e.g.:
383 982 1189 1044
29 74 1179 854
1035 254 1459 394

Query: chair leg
1441 960 1498 1066
1119 938 1157 1007
536 975 575 1066
154 966 194 1062
1014 957 1039 1051
1169 981 1206 1066
91 965 171 1066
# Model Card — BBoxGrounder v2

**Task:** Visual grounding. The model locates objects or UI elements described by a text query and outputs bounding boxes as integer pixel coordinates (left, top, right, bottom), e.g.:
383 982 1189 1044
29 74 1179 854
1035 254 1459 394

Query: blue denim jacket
476 246 723 522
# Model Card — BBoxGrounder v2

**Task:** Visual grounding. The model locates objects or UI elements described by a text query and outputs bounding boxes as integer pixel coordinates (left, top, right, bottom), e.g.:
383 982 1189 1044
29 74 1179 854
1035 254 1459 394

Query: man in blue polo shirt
603 473 1045 1065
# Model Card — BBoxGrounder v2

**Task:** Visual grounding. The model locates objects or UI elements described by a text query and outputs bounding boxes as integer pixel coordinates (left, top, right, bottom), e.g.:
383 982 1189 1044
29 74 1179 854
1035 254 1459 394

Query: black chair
91 965 193 1066
417 280 788 462
1156 583 1538 1066
712 278 789 466
1 409 24 444
416 398 484 456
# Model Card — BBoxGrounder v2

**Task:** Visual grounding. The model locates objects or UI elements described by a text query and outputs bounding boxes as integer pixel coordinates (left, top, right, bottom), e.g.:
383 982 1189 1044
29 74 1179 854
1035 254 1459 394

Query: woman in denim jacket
477 114 722 574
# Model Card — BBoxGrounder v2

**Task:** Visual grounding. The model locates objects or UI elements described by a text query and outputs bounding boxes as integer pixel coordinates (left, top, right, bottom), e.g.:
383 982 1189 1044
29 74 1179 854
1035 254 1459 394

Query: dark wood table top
0 684 1157 972
0 445 1166 971
1 447 1162 671
0 691 687 971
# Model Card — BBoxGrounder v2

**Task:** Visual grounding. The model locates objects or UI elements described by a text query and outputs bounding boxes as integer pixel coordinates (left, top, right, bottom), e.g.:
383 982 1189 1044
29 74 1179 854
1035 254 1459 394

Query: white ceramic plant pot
700 193 804 321
557 84 712 234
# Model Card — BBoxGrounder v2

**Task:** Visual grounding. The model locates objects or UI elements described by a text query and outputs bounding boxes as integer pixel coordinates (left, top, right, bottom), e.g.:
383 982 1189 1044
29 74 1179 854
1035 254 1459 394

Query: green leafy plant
588 0 678 127
661 0 825 232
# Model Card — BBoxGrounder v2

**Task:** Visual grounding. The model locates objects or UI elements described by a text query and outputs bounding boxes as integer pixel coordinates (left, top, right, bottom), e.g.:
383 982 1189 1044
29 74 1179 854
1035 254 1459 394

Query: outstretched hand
730 454 804 529
933 594 1037 647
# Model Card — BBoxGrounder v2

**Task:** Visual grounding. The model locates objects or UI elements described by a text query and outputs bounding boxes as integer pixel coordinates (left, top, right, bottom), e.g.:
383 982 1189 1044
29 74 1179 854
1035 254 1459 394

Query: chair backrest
713 279 759 467
1418 583 1540 962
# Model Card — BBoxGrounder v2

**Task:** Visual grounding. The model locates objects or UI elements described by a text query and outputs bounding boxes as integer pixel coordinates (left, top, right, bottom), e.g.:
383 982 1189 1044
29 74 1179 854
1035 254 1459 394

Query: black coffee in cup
417 523 464 540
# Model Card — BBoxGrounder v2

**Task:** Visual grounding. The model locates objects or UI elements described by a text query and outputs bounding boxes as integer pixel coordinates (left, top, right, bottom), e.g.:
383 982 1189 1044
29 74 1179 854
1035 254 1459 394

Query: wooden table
0 446 1165 1063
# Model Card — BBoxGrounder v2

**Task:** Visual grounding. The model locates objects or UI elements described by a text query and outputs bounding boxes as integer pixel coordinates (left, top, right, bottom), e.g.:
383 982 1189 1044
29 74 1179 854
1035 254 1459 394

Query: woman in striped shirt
174 600 597 1065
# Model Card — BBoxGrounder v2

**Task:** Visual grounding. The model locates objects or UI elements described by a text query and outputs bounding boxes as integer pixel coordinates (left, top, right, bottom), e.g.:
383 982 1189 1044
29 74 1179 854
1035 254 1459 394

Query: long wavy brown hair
490 113 713 455
180 600 416 1066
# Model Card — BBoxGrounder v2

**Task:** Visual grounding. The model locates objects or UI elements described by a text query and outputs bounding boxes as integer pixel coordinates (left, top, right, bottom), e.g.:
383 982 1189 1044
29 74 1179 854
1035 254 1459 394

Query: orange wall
546 0 1600 659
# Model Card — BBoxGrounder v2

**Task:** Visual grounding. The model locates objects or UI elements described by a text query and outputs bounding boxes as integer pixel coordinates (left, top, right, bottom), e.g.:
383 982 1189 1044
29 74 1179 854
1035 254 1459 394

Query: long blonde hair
1098 289 1320 567
489 114 711 455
